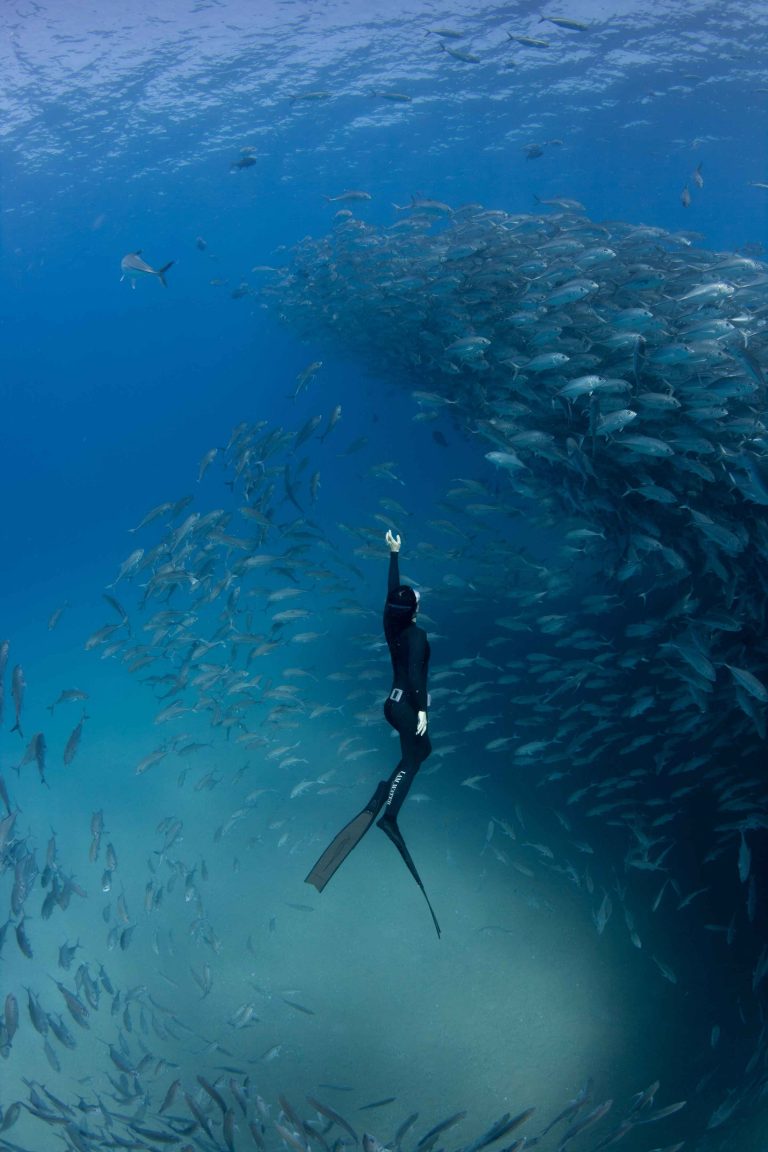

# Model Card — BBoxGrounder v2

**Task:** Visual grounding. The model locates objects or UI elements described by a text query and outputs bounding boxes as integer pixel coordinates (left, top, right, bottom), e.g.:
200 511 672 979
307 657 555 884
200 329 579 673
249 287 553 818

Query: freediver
305 529 440 936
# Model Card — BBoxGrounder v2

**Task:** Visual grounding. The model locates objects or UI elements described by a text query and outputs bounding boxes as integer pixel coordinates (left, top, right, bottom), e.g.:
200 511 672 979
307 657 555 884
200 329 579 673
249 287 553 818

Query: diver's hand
416 711 428 736
386 530 401 552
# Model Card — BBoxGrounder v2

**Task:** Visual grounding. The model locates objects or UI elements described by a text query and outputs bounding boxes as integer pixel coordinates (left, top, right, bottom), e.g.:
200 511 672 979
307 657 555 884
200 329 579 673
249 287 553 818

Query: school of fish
256 198 768 1133
2 385 706 1152
3 197 768 1148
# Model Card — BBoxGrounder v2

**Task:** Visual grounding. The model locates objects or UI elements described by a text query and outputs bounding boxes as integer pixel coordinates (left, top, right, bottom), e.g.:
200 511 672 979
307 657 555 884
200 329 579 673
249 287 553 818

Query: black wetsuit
305 549 440 935
380 552 432 822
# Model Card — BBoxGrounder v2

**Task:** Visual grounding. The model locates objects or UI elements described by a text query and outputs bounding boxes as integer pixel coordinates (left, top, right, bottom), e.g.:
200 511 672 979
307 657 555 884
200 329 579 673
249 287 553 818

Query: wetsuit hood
385 584 418 627
387 584 418 611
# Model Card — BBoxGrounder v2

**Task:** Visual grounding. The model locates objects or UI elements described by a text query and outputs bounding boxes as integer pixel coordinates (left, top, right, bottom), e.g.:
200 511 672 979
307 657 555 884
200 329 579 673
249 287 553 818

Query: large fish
10 664 24 736
63 713 88 766
0 638 8 725
120 250 174 288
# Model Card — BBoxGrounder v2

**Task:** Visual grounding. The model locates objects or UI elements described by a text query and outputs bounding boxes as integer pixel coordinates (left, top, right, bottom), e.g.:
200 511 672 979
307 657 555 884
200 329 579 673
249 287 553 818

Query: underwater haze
2 1 768 1151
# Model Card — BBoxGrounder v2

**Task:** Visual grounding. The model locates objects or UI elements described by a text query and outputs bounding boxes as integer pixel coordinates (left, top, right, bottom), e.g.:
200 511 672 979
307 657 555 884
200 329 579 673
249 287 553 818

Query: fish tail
157 261 175 287
11 721 23 738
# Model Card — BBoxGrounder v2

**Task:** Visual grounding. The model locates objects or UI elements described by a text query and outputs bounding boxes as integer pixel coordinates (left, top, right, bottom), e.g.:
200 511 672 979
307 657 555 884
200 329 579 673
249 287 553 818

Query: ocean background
2 2 768 1150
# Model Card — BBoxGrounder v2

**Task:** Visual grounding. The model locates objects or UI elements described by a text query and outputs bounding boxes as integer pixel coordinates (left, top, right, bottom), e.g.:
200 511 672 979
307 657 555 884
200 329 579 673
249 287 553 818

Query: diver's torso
386 623 430 708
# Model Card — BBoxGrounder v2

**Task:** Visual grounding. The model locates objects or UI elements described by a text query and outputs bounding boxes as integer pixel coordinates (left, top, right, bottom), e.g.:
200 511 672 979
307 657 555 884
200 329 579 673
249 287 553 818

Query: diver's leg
380 704 432 821
380 761 415 821
376 722 440 936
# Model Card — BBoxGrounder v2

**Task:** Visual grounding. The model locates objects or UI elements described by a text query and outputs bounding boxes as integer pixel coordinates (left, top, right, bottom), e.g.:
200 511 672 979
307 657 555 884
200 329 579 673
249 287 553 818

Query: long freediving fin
377 815 441 938
305 780 388 892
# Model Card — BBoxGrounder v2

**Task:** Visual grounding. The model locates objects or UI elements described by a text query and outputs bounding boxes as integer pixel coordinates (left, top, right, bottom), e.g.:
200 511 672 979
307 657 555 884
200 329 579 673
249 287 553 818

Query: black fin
377 815 441 938
305 781 388 892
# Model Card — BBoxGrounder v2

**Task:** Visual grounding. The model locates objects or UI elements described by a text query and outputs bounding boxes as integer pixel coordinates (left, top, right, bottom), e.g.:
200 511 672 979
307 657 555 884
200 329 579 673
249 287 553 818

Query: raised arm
386 530 401 595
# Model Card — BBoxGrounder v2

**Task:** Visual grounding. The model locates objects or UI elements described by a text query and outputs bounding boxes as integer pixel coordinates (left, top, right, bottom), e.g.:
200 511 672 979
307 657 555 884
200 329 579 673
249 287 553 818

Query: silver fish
10 664 25 736
120 250 174 288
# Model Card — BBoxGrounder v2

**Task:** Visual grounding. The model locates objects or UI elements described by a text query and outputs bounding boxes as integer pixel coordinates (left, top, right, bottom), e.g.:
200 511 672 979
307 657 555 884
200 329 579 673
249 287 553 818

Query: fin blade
377 816 441 938
305 810 375 891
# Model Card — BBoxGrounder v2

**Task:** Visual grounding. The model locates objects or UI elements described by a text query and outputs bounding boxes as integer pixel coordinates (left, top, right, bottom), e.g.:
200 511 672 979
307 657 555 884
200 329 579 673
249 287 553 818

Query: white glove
416 711 428 736
386 530 401 553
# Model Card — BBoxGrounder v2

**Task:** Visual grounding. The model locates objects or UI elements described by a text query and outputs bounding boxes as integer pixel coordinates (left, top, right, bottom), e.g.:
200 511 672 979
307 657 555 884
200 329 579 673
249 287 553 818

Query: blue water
2 3 768 1150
